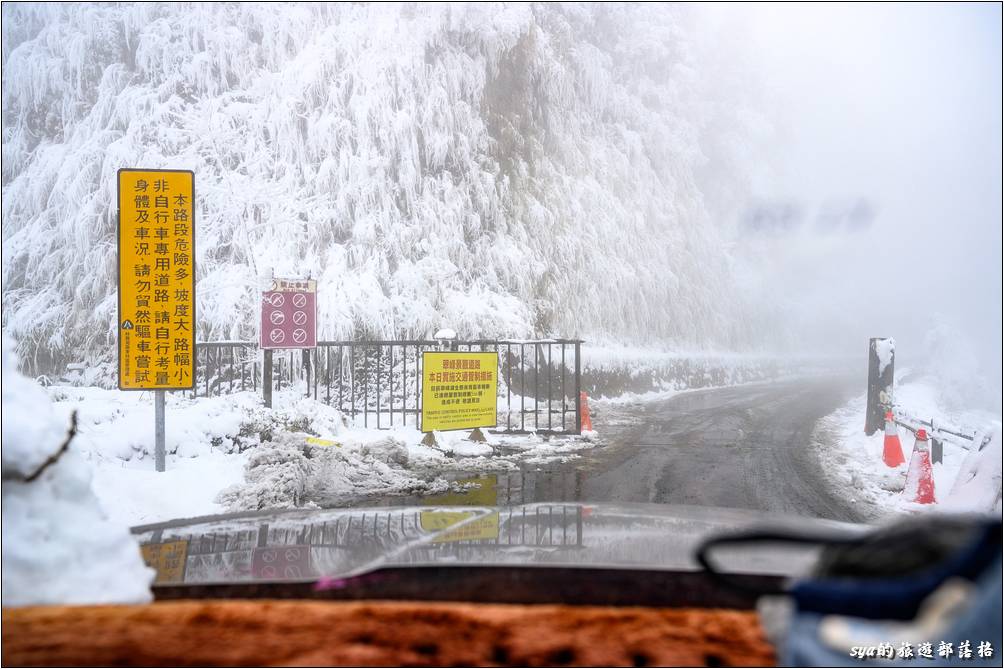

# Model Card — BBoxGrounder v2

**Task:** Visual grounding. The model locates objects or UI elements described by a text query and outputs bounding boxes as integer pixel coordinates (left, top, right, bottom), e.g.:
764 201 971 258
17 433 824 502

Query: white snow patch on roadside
95 450 251 527
40 381 603 523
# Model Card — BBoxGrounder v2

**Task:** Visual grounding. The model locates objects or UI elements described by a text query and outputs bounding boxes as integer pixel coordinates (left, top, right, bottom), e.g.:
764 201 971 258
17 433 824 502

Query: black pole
574 341 582 435
263 348 273 409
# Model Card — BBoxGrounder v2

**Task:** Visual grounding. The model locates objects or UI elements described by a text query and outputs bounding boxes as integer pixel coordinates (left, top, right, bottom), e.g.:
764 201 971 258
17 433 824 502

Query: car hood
132 503 869 587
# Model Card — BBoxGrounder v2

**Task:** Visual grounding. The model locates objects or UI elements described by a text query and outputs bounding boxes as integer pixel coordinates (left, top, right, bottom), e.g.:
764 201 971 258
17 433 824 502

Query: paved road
323 376 866 522
580 377 865 522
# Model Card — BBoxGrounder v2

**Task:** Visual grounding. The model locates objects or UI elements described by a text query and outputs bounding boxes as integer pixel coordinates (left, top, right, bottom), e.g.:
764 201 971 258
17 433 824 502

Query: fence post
302 349 311 399
263 349 273 409
574 341 582 435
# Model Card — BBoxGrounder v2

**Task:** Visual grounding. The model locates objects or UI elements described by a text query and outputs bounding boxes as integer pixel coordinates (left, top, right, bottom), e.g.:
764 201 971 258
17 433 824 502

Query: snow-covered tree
2 3 774 375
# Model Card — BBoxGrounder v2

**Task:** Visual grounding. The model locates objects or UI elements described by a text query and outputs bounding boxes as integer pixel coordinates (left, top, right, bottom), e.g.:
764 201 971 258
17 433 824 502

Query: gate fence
192 339 583 435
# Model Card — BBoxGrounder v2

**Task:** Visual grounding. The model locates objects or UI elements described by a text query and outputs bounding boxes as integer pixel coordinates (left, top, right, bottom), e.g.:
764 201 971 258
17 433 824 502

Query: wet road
329 376 865 522
580 377 864 521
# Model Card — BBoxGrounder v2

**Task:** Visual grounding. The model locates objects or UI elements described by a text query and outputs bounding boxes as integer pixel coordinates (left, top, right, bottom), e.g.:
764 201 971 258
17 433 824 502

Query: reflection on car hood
132 503 868 587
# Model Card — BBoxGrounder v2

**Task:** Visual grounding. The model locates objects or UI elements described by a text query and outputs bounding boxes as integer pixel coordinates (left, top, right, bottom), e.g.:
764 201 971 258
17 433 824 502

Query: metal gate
193 339 583 435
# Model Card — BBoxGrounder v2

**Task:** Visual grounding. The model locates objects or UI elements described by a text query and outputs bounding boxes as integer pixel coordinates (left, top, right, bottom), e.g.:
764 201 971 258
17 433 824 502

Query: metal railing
193 339 583 435
192 342 259 397
892 406 992 452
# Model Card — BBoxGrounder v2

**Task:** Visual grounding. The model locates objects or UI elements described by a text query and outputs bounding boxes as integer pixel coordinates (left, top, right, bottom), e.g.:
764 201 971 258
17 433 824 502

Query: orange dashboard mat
3 599 775 667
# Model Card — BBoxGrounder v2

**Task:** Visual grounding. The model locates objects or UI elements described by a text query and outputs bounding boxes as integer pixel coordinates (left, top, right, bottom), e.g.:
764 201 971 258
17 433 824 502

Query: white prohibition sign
292 329 307 344
269 311 285 325
270 329 285 344
267 293 285 308
292 293 307 308
292 310 307 325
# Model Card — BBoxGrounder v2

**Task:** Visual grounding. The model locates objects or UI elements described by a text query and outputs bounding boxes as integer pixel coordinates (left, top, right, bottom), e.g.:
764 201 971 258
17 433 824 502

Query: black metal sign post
263 349 273 409
865 338 895 436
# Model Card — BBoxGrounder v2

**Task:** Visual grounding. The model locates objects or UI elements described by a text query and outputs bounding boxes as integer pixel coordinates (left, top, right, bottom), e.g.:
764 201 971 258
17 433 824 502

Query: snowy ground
46 385 600 527
42 365 1001 529
44 346 819 527
814 378 1002 519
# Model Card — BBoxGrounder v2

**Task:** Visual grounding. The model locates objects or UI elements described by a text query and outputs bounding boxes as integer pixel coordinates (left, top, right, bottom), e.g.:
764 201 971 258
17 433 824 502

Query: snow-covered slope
2 3 772 373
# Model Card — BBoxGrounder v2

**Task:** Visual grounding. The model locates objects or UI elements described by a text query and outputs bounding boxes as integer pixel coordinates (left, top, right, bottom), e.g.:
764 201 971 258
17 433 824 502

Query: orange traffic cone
882 410 905 467
579 391 593 432
903 428 936 504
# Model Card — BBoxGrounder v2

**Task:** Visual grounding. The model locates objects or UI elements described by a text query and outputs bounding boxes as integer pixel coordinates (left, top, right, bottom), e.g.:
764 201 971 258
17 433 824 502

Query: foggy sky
712 3 1002 406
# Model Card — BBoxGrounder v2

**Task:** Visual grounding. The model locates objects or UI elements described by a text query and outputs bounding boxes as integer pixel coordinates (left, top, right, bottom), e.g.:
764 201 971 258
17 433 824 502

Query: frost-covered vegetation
2 3 773 375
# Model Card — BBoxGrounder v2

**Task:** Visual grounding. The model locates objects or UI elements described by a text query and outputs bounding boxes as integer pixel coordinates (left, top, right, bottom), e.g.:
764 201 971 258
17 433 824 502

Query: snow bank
943 429 1002 513
216 419 602 512
39 380 601 523
91 450 249 527
815 379 1001 520
1 337 153 606
216 436 314 511
42 386 349 524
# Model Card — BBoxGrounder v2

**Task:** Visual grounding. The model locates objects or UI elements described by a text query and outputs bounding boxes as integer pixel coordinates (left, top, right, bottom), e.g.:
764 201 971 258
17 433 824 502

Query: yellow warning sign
118 169 195 390
421 352 498 432
420 511 500 543
140 539 189 584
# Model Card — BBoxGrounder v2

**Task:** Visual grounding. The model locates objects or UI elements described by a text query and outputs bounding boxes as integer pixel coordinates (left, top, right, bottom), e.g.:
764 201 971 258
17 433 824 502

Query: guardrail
892 407 992 452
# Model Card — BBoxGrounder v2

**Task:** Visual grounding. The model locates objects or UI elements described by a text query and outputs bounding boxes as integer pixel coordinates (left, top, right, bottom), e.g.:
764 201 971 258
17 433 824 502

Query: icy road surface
316 376 865 523
581 377 863 521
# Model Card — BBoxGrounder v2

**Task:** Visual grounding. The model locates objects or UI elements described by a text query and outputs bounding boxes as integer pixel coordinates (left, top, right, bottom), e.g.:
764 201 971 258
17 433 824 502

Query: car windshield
1 3 1001 605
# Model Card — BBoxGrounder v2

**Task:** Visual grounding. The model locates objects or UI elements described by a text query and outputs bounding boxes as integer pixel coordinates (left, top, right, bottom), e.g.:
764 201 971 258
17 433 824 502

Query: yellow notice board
118 169 195 390
140 539 189 584
419 511 500 543
421 352 498 432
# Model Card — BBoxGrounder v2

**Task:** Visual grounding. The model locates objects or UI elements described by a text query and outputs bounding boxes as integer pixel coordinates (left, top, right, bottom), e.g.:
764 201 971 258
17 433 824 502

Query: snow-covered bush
1 336 153 606
215 434 313 510
216 431 446 512
2 4 773 376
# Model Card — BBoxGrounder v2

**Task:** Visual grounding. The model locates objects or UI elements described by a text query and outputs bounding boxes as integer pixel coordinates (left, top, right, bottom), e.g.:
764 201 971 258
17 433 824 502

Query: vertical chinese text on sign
421 352 498 432
118 169 195 390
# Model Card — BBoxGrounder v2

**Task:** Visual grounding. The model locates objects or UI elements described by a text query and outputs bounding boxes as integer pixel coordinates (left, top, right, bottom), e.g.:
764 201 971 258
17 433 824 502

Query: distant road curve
583 376 865 522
